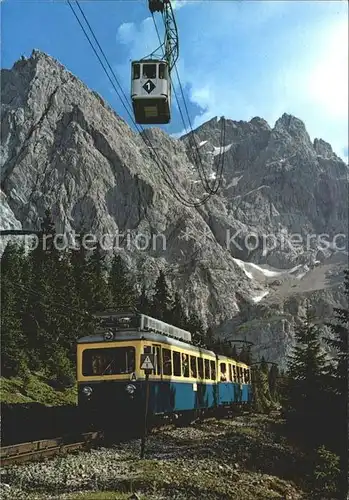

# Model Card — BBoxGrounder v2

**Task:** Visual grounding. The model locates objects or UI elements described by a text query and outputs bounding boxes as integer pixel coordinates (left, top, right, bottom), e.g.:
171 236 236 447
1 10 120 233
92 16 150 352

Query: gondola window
143 64 156 79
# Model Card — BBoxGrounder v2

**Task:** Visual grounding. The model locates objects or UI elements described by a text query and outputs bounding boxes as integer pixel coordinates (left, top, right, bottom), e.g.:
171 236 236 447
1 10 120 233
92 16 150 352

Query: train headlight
104 330 114 341
82 386 93 396
125 384 136 395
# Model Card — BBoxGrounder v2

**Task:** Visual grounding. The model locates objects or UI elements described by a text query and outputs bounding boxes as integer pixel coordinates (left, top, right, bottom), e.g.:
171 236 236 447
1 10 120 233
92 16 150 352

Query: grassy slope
0 373 77 406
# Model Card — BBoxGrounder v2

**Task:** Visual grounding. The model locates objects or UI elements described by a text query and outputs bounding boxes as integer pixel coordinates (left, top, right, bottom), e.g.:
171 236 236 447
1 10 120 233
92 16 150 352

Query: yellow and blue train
77 312 252 425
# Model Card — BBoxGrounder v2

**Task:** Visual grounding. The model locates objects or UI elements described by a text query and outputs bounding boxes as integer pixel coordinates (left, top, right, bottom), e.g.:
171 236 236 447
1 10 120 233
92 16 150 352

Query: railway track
0 431 104 466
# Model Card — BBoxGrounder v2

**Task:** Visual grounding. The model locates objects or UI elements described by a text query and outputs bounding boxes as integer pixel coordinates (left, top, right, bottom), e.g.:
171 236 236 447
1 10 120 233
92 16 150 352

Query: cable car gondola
131 0 178 125
131 59 171 124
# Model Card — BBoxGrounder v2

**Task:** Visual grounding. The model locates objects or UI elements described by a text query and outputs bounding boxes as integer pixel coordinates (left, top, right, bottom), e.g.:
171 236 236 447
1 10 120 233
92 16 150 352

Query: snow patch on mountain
212 143 232 156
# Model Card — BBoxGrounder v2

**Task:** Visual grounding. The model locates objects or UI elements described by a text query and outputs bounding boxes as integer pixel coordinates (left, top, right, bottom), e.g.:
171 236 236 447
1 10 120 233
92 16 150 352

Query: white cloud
117 22 137 45
171 0 189 10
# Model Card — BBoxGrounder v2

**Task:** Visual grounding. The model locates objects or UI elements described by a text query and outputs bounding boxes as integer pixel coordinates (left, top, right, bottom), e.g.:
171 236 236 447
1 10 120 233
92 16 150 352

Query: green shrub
313 445 340 498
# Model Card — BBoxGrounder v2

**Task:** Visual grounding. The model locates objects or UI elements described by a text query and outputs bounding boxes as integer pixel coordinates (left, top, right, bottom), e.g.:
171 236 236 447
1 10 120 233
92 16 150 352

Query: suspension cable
151 12 226 195
68 0 217 208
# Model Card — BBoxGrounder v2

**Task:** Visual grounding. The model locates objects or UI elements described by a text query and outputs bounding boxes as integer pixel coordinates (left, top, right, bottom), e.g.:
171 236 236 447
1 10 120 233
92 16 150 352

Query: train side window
144 345 161 375
198 358 204 379
233 365 237 382
190 356 197 378
154 345 161 375
210 360 216 380
246 369 250 383
182 353 189 377
220 362 227 381
229 364 233 382
204 359 210 380
163 348 172 375
133 63 140 79
173 351 181 377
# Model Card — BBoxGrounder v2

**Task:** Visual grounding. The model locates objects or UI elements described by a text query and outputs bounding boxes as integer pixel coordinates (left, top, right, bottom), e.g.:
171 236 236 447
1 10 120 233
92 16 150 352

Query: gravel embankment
0 414 307 500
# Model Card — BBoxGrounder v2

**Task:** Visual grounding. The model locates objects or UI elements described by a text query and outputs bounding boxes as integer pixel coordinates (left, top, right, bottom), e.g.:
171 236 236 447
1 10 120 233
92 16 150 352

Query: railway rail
0 431 104 466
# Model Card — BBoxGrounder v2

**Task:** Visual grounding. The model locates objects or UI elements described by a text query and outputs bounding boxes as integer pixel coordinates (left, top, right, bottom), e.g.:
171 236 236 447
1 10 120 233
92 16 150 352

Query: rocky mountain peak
273 113 312 146
313 138 335 158
249 116 271 131
1 51 348 367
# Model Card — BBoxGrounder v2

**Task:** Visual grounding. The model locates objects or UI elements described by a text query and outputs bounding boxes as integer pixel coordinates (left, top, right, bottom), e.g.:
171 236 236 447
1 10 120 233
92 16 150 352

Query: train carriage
77 312 252 426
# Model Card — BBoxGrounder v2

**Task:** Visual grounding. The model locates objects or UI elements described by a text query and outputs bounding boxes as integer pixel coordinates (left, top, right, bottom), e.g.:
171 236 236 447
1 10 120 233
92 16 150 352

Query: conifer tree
108 254 136 310
231 344 238 360
137 285 152 315
324 269 349 498
205 326 215 350
87 241 111 311
252 364 272 413
0 242 28 375
268 364 280 402
24 209 59 368
286 302 329 444
70 235 94 311
186 311 206 347
168 292 188 329
151 270 172 321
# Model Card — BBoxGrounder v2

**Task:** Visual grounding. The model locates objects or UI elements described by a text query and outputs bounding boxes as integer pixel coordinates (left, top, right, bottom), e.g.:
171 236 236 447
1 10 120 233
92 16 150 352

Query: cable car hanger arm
147 0 179 72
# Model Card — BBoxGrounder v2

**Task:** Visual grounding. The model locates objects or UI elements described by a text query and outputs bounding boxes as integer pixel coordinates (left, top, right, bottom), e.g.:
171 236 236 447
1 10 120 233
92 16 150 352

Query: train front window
143 64 156 79
82 347 135 376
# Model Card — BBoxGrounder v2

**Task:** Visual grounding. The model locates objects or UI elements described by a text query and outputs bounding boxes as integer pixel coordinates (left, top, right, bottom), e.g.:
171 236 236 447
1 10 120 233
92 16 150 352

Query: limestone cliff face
1 50 348 366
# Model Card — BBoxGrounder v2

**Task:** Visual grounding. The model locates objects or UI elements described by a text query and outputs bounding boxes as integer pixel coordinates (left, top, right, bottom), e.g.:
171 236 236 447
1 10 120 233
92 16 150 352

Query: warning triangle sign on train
140 354 155 370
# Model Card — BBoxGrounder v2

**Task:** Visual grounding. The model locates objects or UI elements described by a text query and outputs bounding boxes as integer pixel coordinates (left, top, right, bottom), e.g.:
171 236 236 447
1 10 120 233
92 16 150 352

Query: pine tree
252 365 272 413
87 241 111 311
151 270 172 321
137 285 152 315
24 210 59 369
108 254 136 310
323 269 349 498
70 236 94 311
239 344 252 364
286 302 329 445
186 311 206 347
167 292 187 329
268 364 280 402
205 326 215 350
231 344 238 360
0 242 28 375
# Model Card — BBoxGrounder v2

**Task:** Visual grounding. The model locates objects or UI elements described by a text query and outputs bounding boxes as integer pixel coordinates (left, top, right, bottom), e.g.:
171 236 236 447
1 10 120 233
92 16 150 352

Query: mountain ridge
1 49 348 367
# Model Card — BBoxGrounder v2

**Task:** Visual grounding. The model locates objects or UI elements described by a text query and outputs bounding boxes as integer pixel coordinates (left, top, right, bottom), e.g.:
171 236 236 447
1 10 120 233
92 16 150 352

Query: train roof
77 329 216 357
216 354 250 368
91 312 192 343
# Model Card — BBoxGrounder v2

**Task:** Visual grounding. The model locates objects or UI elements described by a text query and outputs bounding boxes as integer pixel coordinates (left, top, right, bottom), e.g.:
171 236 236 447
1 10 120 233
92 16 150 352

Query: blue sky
1 0 348 161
